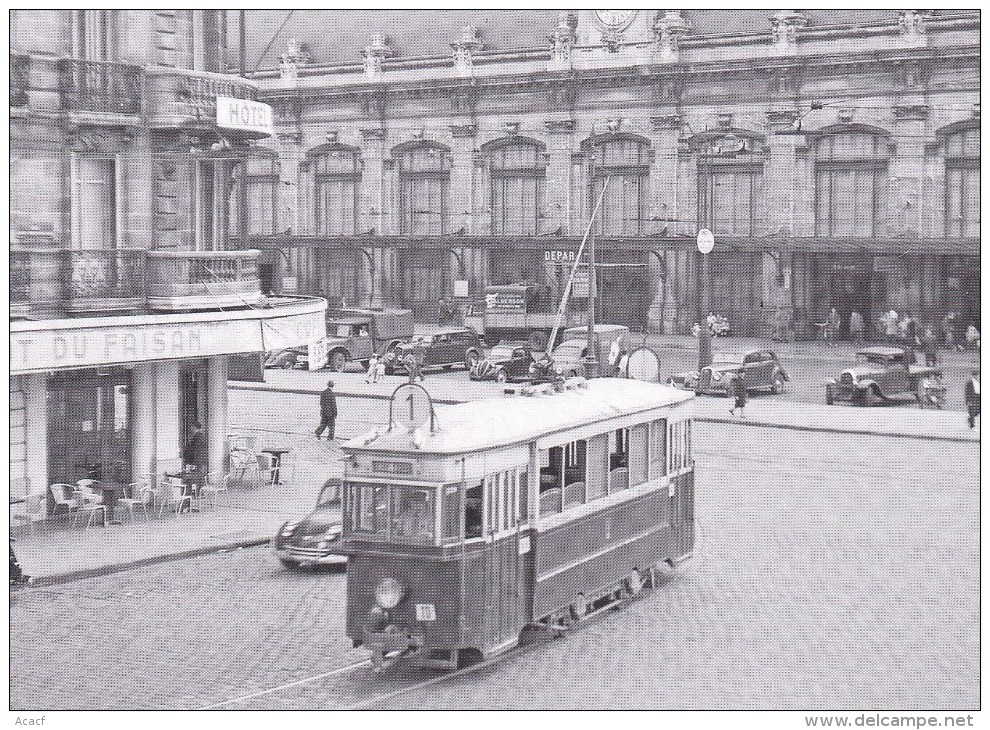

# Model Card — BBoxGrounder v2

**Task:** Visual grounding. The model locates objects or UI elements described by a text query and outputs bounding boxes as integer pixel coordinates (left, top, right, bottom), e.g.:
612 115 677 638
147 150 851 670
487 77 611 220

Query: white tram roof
343 379 693 456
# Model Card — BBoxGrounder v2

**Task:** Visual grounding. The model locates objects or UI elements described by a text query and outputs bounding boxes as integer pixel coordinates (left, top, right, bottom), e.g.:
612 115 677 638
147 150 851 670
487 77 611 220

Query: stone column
764 110 802 334
207 356 228 478
650 114 683 333
154 360 181 476
361 127 387 306
131 363 156 484
544 120 576 235
24 373 48 499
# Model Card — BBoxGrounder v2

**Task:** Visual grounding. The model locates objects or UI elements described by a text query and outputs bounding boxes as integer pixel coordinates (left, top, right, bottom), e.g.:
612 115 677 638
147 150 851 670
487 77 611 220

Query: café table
261 448 291 485
83 482 126 524
163 472 203 511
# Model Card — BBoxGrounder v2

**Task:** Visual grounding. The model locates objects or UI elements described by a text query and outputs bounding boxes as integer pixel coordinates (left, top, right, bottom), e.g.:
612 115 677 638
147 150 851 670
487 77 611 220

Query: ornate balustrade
146 67 258 131
10 53 29 107
66 249 146 314
146 249 262 311
10 247 69 319
57 59 141 116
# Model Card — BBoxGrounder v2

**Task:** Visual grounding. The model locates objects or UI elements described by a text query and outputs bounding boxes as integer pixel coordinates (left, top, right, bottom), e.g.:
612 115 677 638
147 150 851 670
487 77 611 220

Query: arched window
586 136 650 235
487 139 547 235
311 145 361 236
396 143 452 235
815 129 890 237
944 126 979 237
695 131 766 236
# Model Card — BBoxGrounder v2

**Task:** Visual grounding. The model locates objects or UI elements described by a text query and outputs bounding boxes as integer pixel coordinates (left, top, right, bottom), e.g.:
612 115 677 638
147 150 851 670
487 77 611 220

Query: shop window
944 127 979 238
815 131 890 237
587 136 650 236
396 142 451 235
488 139 547 235
312 145 361 235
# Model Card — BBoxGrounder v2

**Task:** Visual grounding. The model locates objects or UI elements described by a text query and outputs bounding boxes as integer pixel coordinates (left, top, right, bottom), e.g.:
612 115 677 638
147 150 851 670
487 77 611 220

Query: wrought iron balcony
10 53 29 107
66 249 147 315
10 247 72 319
146 67 258 131
146 250 262 311
58 59 141 117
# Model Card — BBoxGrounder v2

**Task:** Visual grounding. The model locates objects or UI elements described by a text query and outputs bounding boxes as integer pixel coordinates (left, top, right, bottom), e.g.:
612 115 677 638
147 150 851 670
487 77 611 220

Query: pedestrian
181 421 207 499
921 328 938 366
413 339 427 381
315 380 337 441
965 324 980 351
884 309 899 343
366 353 379 383
826 307 841 346
905 312 918 344
942 311 959 350
437 298 448 325
964 370 980 429
608 337 621 372
728 372 748 418
403 352 421 383
849 310 864 342
375 357 386 382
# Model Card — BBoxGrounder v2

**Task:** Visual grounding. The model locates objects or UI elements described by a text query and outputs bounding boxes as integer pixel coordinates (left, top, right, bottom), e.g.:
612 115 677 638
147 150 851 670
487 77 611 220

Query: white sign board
453 279 469 298
307 337 330 371
696 229 715 255
216 96 273 137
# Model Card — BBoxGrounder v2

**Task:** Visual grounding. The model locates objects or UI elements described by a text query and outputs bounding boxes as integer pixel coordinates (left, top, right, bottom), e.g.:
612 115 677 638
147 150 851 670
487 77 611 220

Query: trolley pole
697 229 714 371
585 150 599 379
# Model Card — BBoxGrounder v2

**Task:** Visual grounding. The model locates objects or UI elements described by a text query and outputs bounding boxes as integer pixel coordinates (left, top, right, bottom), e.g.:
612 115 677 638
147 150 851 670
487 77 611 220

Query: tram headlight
374 577 405 609
711 371 721 382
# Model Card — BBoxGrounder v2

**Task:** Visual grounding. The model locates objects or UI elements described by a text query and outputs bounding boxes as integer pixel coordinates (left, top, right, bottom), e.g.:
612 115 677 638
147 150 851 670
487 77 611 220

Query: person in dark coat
182 422 208 486
315 380 338 440
964 371 980 429
728 372 748 418
921 328 938 367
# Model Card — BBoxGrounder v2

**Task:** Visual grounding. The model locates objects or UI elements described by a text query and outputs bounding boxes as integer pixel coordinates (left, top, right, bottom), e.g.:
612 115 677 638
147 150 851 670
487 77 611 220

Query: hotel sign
216 96 273 137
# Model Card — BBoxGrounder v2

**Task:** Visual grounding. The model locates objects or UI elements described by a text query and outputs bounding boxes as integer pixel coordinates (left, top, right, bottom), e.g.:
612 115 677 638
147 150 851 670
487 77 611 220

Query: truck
265 307 414 372
465 282 588 351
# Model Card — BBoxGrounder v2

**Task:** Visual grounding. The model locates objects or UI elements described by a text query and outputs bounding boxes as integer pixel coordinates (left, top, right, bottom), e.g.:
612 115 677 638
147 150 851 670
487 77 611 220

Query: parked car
825 346 941 406
385 327 483 374
272 478 345 570
676 349 789 396
469 343 535 382
551 324 631 378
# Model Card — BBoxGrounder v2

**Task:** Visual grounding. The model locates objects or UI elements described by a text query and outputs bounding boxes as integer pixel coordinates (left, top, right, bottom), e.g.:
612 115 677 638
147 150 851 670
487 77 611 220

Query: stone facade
245 9 979 335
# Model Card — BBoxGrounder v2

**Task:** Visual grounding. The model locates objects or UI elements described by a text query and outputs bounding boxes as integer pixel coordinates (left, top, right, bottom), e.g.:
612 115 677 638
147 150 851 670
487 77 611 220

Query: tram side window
442 484 461 541
464 483 483 538
562 440 587 508
518 471 529 521
538 446 564 515
628 423 649 487
668 420 692 472
391 487 435 543
608 428 630 492
355 484 387 533
650 418 667 478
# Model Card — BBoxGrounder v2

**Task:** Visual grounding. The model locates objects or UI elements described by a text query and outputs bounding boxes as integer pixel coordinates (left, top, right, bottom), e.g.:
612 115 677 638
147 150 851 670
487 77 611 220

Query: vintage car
550 324 631 378
272 478 345 570
469 343 535 382
825 346 941 406
385 327 483 374
676 349 789 396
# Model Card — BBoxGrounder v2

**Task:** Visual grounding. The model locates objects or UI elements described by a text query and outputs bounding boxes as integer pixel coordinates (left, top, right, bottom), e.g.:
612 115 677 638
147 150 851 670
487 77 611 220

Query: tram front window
390 487 435 543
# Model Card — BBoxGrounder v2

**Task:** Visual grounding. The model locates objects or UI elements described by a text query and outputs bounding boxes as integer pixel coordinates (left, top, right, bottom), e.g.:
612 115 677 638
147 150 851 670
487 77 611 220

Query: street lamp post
697 228 714 372
585 148 600 379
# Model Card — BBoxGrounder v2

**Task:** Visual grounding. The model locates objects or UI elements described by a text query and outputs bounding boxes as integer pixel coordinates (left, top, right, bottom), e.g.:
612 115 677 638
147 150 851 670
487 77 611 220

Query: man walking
728 373 748 419
964 370 980 429
366 353 379 383
315 380 337 441
849 310 864 342
921 327 938 367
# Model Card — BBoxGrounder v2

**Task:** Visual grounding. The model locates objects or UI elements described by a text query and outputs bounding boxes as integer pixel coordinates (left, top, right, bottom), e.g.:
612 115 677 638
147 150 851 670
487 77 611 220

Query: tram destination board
372 460 414 476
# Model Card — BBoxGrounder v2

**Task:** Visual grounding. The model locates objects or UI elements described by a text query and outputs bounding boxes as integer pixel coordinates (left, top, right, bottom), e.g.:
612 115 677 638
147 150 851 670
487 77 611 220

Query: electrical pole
239 10 246 78
697 229 714 372
585 149 599 379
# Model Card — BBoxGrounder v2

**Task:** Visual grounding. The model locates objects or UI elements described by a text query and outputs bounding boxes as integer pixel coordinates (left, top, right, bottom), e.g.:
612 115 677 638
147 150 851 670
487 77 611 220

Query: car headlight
280 522 298 537
711 371 721 381
374 577 405 609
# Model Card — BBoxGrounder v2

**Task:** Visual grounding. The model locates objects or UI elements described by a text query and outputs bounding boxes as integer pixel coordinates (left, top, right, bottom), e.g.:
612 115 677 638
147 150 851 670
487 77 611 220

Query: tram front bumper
362 626 423 671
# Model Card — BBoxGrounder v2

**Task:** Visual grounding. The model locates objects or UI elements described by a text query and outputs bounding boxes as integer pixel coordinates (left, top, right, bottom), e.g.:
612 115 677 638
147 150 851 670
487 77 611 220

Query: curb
698 416 979 444
26 536 272 588
230 381 464 405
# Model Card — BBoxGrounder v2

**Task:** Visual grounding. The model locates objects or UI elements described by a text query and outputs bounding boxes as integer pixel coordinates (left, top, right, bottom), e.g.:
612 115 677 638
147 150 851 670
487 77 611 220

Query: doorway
180 362 209 457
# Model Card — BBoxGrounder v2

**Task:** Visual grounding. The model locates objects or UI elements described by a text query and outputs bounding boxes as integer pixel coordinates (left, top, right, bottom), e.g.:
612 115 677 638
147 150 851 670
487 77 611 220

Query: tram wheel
569 592 589 622
624 569 644 597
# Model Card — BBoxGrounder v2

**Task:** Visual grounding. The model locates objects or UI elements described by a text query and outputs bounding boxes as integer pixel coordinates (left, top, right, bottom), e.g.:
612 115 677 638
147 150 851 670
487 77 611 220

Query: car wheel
495 369 508 383
328 351 347 372
278 558 300 570
771 374 785 394
464 350 480 369
566 370 578 379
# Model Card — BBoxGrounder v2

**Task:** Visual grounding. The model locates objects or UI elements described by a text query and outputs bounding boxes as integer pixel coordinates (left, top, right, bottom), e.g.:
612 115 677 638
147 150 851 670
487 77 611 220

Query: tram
336 378 695 670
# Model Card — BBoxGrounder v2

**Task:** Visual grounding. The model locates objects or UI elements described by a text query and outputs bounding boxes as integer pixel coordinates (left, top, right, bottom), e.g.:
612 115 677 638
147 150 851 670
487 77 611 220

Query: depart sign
216 96 274 137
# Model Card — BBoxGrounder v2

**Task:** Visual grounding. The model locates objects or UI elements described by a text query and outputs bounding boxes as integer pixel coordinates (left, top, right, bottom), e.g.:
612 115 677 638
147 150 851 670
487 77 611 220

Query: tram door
483 471 524 649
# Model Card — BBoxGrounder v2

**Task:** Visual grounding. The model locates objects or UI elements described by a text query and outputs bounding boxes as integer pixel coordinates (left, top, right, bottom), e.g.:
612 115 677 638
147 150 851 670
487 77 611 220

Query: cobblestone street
10 423 978 710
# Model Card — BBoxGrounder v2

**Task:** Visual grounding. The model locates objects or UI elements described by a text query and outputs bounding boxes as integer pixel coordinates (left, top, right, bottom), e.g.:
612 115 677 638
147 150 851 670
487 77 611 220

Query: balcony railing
146 250 262 311
146 67 258 131
10 53 29 107
10 247 262 319
66 249 146 314
58 59 141 116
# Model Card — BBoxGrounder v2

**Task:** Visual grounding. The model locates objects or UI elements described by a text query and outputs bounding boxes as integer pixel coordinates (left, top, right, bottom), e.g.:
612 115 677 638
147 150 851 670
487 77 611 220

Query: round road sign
697 229 715 254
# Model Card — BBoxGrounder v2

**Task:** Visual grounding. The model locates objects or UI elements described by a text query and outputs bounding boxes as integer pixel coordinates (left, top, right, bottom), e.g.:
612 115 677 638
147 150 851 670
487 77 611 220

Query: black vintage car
385 327 483 374
469 343 535 382
670 349 788 396
272 479 345 570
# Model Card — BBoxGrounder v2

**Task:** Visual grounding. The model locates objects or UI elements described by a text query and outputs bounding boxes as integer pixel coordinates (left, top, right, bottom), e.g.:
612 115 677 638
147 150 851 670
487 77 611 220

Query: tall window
488 139 547 235
229 151 279 237
71 155 118 248
696 134 765 236
397 143 451 235
588 136 650 235
313 145 361 236
944 127 979 237
815 131 890 237
73 10 115 61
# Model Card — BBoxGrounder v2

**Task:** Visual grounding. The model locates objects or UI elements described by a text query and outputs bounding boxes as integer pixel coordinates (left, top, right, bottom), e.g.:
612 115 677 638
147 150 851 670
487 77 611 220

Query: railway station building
9 10 326 520
242 9 979 338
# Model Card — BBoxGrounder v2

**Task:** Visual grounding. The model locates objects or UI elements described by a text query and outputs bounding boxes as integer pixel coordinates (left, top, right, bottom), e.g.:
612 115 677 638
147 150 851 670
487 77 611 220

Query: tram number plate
415 603 437 622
